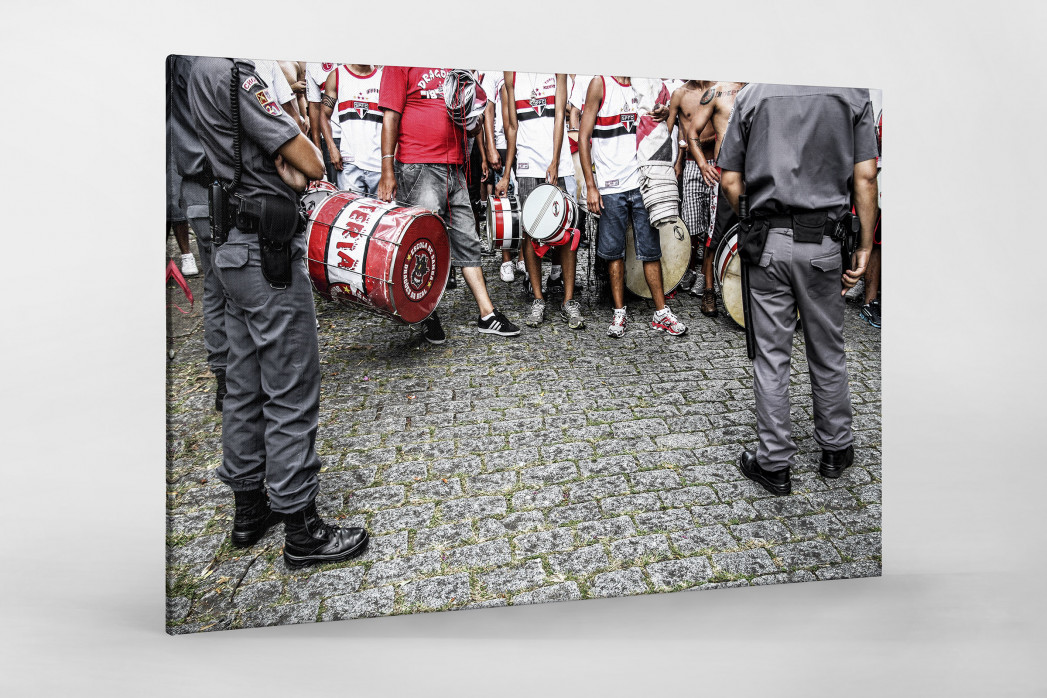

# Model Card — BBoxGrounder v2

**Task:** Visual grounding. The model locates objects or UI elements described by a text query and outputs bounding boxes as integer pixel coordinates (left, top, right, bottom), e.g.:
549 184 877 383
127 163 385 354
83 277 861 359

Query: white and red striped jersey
511 72 572 179
334 65 383 172
480 71 507 150
590 76 640 194
569 74 593 112
306 62 340 139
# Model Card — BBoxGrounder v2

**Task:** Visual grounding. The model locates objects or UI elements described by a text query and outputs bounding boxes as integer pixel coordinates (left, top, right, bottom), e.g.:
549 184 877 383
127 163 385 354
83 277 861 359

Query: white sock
481 312 495 321
655 307 669 318
614 307 627 316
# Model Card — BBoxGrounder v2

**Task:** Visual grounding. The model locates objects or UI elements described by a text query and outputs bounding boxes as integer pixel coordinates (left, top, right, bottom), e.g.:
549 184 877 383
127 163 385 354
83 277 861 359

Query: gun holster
831 213 861 269
254 195 305 289
738 218 770 266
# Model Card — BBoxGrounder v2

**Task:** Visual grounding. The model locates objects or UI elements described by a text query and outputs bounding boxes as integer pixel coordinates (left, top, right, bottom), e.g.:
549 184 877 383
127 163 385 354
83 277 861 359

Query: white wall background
1 1 1044 694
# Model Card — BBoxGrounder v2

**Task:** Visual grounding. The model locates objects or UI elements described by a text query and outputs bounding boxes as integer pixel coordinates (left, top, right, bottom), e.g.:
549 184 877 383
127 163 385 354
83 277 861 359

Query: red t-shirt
379 66 470 165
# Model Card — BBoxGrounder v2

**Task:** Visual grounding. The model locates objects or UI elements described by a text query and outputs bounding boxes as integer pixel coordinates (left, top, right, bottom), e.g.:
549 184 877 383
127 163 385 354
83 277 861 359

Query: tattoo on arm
700 88 715 105
321 94 336 110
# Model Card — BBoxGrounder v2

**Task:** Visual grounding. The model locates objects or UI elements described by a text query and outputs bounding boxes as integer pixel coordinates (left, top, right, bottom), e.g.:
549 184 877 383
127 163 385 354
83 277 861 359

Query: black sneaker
478 308 521 336
860 299 881 329
421 313 446 344
545 274 565 296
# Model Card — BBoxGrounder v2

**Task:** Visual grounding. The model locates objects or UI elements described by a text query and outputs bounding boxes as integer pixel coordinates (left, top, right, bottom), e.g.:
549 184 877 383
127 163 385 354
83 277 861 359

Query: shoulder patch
241 76 258 91
700 88 715 105
254 88 283 116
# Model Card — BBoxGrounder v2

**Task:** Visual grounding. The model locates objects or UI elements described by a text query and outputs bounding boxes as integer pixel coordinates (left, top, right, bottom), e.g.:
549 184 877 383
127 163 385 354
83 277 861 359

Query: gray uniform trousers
211 227 322 514
180 180 228 373
749 229 853 472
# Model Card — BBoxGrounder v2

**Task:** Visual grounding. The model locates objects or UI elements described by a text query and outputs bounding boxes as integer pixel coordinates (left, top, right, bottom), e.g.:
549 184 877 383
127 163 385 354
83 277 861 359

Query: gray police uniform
168 55 227 376
187 57 322 514
717 84 879 473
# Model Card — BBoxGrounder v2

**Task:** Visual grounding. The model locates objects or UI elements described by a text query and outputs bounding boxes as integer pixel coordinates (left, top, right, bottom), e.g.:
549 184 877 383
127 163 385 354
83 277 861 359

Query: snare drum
713 224 744 327
521 183 578 244
306 191 450 325
486 195 523 251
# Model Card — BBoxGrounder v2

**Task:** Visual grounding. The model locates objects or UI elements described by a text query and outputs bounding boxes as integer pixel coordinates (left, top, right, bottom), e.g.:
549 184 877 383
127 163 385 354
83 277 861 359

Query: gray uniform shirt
717 84 879 219
168 55 208 179
187 57 300 203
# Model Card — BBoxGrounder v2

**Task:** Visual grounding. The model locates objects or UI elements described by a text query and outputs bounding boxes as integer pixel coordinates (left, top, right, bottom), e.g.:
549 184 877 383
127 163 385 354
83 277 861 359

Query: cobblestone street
166 240 881 634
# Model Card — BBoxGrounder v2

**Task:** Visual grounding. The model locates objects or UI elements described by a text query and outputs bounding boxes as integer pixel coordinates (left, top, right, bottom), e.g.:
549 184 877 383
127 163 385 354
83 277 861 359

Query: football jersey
306 62 341 139
590 77 641 194
481 71 506 150
334 65 383 172
511 73 572 178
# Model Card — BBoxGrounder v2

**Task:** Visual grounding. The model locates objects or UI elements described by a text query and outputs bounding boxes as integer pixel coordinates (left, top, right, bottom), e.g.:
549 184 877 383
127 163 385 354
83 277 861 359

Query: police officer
717 84 879 496
187 56 369 567
168 55 227 411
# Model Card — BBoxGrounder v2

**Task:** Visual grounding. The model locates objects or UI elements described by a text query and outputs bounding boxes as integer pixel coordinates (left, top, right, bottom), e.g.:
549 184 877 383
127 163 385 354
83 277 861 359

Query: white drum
521 183 578 243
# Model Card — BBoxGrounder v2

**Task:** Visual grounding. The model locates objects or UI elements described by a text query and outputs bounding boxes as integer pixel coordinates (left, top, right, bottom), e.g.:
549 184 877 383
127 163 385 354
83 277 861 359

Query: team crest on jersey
322 63 335 72
620 110 637 132
241 76 259 91
353 100 369 118
530 91 547 117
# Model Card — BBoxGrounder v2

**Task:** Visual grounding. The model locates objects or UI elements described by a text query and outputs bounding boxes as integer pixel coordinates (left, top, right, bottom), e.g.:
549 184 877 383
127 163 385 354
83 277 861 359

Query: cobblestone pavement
166 240 881 634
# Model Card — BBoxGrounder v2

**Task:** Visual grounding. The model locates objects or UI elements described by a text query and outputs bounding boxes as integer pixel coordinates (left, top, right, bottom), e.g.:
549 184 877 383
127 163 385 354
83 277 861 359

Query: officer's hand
587 186 603 214
842 247 871 293
378 171 397 202
699 161 720 187
274 154 309 192
494 176 509 197
649 105 669 123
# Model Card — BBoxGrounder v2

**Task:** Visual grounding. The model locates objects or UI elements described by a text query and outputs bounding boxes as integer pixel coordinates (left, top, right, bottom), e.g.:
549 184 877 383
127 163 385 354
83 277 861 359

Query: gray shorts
395 162 482 267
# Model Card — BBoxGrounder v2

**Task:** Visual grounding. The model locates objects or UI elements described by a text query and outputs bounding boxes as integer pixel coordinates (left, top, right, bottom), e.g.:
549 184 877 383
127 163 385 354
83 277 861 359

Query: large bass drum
304 189 450 325
624 217 691 299
713 224 744 327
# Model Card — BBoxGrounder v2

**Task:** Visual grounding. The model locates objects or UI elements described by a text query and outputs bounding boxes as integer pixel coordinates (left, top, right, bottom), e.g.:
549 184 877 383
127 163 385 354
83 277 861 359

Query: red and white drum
486 195 522 251
305 191 450 325
300 179 339 218
714 224 744 327
521 183 578 244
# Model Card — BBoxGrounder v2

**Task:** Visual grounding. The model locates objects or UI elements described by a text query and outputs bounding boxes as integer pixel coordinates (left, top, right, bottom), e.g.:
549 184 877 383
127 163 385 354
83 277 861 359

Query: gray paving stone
589 568 650 598
430 455 484 477
441 496 507 521
233 581 284 611
752 495 820 520
660 485 719 508
410 478 464 501
240 600 319 628
690 501 760 526
513 528 576 557
806 489 861 511
595 437 656 457
355 531 409 563
167 510 214 537
836 532 882 560
443 540 511 570
634 509 694 534
546 502 601 526
288 567 365 603
521 462 580 486
609 534 673 564
345 485 405 512
654 432 709 450
646 557 715 589
567 475 630 503
575 516 637 545
400 573 471 610
600 493 663 516
784 513 849 540
485 447 541 471
680 463 741 485
166 596 191 622
547 544 610 578
380 462 428 483
751 570 817 586
577 455 641 477
365 552 441 586
711 549 778 577
466 471 518 494
479 560 547 595
511 487 563 511
730 520 792 545
322 586 395 621
814 560 882 580
413 523 475 552
343 449 398 468
855 483 881 504
611 418 668 439
541 442 596 462
167 534 224 566
628 469 682 492
511 582 582 606
672 525 737 555
772 540 842 569
370 504 435 533
834 504 882 534
636 449 699 469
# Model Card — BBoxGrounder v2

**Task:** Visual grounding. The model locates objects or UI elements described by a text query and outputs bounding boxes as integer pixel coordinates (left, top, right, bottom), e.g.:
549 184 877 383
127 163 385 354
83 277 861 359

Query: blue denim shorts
596 187 660 262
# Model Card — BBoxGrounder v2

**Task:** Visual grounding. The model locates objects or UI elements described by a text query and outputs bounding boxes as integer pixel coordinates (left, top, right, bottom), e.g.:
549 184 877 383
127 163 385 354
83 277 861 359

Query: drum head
714 225 744 328
388 213 450 324
522 184 574 241
624 217 691 299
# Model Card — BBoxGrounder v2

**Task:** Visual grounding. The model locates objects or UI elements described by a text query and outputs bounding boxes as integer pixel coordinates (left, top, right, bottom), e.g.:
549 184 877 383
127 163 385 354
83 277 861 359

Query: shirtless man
684 81 747 316
671 80 713 292
279 60 309 133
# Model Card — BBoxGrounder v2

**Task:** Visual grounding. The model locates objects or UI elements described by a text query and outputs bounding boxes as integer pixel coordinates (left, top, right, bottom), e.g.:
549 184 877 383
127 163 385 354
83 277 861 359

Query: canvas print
166 56 883 634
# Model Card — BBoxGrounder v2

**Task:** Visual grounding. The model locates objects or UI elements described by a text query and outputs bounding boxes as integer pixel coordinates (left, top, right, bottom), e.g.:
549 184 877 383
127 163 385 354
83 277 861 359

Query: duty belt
226 196 262 234
760 211 836 242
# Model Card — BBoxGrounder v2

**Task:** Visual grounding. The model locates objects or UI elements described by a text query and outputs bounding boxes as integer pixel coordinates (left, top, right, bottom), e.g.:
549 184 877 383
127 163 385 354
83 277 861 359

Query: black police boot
283 501 369 569
214 369 227 413
819 444 855 479
739 450 791 496
231 488 279 548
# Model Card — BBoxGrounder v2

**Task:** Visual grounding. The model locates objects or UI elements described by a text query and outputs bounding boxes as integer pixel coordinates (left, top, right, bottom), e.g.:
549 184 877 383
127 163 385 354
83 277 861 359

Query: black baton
738 194 757 361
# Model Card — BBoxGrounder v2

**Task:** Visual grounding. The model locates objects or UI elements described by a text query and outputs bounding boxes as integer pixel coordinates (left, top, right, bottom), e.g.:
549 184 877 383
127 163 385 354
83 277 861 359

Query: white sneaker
607 307 627 338
516 259 525 273
652 307 688 336
525 298 546 327
181 253 199 277
500 261 516 282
